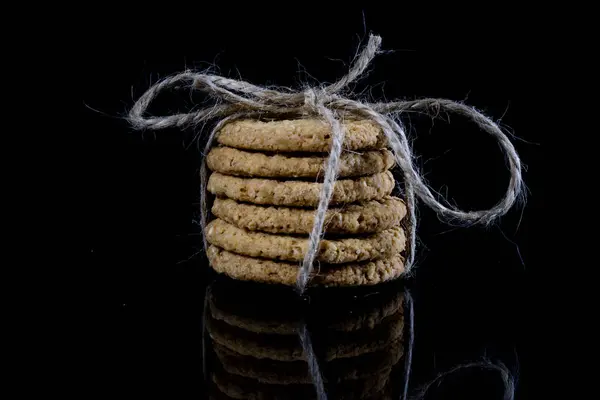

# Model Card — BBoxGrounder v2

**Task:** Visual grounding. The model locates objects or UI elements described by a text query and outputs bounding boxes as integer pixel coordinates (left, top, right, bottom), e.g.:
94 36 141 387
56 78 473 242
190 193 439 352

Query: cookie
206 147 394 179
207 171 395 207
217 118 387 153
206 219 405 264
211 196 407 235
206 245 405 287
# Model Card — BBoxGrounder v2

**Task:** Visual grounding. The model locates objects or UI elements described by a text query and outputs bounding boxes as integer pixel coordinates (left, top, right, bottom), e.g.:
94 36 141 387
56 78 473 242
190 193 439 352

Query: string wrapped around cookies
128 34 524 294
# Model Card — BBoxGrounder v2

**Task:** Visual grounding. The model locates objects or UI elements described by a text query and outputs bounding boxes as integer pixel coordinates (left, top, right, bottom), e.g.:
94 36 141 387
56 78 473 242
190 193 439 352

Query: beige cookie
217 118 387 153
206 146 394 179
207 171 395 207
212 196 406 235
206 219 405 264
206 245 405 287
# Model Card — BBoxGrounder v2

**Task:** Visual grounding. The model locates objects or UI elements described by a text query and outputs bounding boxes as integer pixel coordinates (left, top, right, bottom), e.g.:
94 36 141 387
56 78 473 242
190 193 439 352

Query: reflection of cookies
207 171 395 207
207 309 403 362
217 118 387 153
213 339 404 385
209 286 404 335
212 366 390 400
212 369 312 400
210 301 297 335
207 313 302 361
326 294 404 332
207 246 405 287
205 279 407 400
321 312 404 361
211 196 407 235
207 147 394 179
206 219 406 264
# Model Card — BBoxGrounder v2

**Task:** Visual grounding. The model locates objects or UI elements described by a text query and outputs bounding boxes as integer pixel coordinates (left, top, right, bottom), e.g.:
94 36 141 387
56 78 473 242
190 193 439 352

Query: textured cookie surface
206 146 394 178
206 219 406 264
207 245 405 287
212 196 406 235
217 118 387 152
207 171 395 207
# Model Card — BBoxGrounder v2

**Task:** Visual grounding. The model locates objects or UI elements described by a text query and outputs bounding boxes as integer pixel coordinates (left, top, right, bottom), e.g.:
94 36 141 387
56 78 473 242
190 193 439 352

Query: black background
85 9 542 399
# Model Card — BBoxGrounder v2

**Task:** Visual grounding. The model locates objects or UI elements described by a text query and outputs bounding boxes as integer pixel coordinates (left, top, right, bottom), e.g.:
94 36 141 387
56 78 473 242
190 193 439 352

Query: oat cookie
206 246 405 287
212 196 406 235
206 219 406 264
207 171 395 207
206 146 394 178
217 118 387 152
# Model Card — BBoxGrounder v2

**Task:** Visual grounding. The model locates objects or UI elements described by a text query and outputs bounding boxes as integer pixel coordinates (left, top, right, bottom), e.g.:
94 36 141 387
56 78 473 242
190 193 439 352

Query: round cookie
206 219 406 264
211 196 407 235
207 171 395 207
217 118 387 152
206 245 406 287
206 147 394 179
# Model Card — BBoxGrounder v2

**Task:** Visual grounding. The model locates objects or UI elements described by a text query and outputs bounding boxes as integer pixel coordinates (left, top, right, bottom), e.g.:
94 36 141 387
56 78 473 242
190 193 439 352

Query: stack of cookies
204 280 406 399
205 118 408 287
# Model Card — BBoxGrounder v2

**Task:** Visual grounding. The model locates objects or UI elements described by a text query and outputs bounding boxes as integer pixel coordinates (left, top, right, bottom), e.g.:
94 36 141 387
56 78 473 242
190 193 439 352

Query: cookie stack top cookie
205 118 408 287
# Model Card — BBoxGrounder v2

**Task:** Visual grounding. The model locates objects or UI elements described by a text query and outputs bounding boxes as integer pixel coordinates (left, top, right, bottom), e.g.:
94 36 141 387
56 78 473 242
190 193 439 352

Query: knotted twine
128 34 524 294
